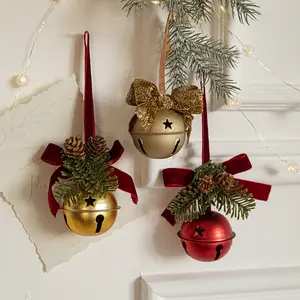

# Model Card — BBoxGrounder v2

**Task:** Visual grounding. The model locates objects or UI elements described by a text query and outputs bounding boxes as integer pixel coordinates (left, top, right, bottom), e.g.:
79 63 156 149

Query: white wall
1 0 300 299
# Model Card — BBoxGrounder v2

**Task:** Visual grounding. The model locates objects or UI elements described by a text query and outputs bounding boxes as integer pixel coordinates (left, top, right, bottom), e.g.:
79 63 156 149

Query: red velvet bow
41 31 138 217
161 76 271 226
161 153 271 225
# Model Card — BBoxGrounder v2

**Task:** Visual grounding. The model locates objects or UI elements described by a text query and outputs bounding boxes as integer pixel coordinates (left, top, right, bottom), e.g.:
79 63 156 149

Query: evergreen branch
166 20 188 90
121 0 148 15
53 152 118 206
189 0 214 22
224 0 260 24
214 186 256 219
167 185 213 222
167 161 256 222
177 22 239 70
120 0 259 98
167 21 240 98
188 51 239 99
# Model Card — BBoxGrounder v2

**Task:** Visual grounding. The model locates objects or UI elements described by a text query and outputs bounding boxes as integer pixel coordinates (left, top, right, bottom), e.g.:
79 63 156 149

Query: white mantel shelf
141 266 300 300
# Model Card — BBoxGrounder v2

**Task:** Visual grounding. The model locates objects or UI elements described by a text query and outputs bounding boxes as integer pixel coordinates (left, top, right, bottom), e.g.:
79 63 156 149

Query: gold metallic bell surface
130 109 187 159
62 192 120 236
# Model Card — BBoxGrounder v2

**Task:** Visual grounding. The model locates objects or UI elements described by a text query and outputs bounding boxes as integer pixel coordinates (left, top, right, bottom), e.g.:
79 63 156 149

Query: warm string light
217 3 299 173
11 0 59 109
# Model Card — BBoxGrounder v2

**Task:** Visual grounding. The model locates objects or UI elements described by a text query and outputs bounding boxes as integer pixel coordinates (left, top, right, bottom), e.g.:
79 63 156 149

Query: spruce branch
214 186 256 219
121 0 148 15
190 0 214 23
121 0 259 98
53 152 118 206
166 20 188 90
167 161 256 222
224 0 260 25
167 185 212 222
167 21 240 98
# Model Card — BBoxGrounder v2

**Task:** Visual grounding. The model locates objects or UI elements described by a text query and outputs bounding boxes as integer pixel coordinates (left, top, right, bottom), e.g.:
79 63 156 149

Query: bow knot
126 79 203 137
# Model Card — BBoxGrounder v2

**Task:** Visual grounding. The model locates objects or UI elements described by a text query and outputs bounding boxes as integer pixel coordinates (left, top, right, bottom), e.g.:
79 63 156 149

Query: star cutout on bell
163 119 173 129
194 225 205 237
84 196 96 207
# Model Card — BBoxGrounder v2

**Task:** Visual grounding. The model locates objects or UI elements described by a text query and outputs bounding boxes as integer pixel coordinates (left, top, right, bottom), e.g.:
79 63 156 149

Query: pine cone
85 135 108 157
198 175 215 193
64 137 85 158
216 172 235 191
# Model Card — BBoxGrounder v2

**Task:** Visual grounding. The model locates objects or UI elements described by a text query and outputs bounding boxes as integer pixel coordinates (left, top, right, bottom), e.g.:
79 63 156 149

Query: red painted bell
178 211 235 262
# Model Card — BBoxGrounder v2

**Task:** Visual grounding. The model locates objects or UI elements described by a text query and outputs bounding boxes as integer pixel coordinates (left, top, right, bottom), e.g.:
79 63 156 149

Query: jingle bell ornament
130 109 187 159
41 31 138 236
125 14 202 159
178 211 235 262
62 192 120 236
161 77 271 262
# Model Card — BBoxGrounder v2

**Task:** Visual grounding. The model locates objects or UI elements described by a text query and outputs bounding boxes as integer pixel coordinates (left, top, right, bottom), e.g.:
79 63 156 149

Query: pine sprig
214 186 256 220
121 0 148 15
167 160 256 222
166 20 240 99
224 0 261 25
121 0 259 99
189 0 214 23
53 150 118 206
166 20 188 90
168 185 213 222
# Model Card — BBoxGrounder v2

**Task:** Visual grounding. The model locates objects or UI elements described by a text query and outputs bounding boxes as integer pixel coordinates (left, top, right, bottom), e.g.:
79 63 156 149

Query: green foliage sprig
121 0 260 100
53 136 118 206
167 160 256 222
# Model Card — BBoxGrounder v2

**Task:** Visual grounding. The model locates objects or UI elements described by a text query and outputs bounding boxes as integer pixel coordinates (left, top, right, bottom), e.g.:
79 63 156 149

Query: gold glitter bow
126 79 203 141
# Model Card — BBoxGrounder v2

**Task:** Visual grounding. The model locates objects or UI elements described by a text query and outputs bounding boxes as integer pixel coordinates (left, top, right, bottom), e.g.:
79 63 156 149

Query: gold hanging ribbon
159 12 172 94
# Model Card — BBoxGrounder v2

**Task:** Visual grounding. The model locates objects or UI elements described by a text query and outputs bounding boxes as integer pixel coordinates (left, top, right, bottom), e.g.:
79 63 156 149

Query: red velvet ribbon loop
84 31 96 139
41 31 138 217
201 77 210 164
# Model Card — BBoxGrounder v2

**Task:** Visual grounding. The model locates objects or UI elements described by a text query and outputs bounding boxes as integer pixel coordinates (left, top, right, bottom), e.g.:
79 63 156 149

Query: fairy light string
11 0 59 109
213 3 299 173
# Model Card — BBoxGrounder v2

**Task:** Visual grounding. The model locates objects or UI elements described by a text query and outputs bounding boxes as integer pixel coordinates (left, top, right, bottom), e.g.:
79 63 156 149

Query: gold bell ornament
41 32 138 236
125 13 203 159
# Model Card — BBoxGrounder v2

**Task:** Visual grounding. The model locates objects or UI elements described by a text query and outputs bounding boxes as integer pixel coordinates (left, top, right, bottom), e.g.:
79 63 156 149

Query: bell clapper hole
63 213 71 229
137 138 147 155
214 244 223 260
172 137 181 154
182 241 188 254
95 214 105 233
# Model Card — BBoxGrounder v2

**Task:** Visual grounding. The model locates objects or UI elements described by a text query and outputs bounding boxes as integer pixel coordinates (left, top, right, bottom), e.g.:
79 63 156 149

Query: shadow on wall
132 277 142 300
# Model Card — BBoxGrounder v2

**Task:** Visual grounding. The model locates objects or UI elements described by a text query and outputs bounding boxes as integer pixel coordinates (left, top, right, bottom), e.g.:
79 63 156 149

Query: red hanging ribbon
161 77 271 225
84 31 96 139
41 31 138 217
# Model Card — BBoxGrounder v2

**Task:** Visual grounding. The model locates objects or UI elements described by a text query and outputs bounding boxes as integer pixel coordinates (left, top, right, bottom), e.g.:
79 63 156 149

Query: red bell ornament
178 211 235 262
161 77 271 262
